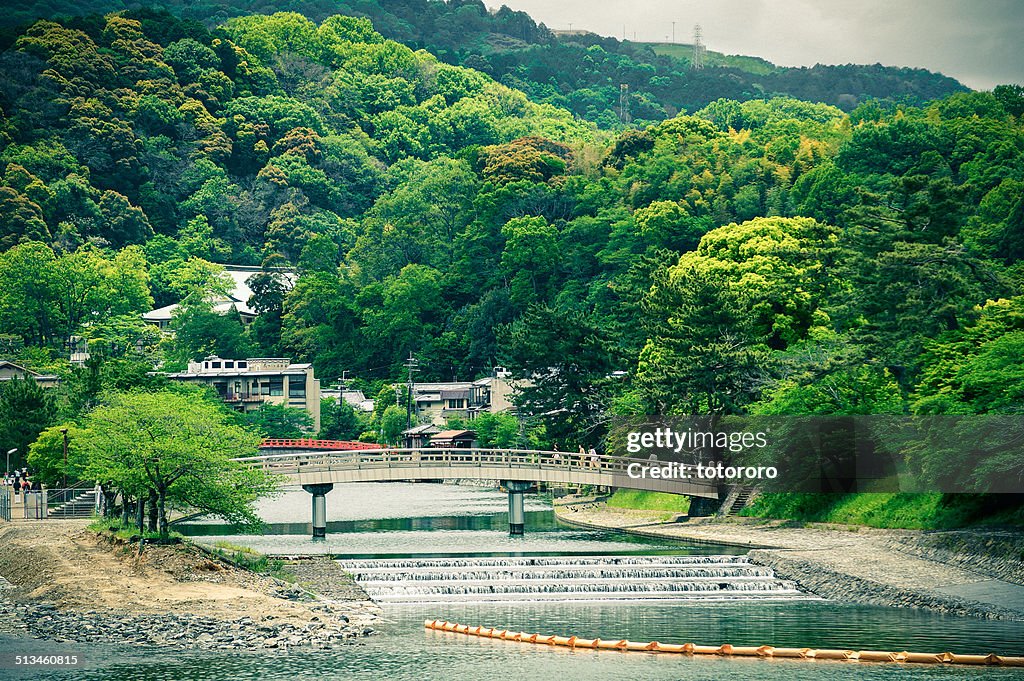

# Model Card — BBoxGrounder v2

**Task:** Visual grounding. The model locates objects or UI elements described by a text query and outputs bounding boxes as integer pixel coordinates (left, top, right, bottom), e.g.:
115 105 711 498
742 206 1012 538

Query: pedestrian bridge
239 442 719 538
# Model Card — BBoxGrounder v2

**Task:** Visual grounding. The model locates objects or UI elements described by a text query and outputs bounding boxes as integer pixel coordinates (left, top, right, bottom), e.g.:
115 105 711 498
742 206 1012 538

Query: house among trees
321 387 375 413
143 265 295 330
406 372 523 427
0 360 60 388
162 357 321 430
429 430 477 449
402 423 440 449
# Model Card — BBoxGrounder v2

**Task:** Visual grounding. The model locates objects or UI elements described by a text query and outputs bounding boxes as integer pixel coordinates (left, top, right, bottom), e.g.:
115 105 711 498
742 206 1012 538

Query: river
1 482 1022 680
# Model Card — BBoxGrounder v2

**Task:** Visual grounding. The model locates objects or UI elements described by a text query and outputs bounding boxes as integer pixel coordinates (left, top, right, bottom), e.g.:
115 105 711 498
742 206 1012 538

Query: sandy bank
554 502 1024 621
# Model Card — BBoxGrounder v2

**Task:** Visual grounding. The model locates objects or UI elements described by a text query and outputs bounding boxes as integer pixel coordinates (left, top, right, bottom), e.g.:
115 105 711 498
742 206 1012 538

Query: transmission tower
619 83 631 124
692 24 705 70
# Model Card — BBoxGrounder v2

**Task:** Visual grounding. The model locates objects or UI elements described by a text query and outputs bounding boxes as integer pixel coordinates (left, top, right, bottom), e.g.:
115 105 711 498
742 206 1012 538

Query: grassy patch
606 489 691 513
208 541 294 582
741 493 1024 529
88 517 184 542
640 43 777 75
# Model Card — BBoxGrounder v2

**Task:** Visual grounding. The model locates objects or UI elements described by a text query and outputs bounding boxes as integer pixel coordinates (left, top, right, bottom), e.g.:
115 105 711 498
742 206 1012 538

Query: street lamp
5 448 15 477
60 428 69 489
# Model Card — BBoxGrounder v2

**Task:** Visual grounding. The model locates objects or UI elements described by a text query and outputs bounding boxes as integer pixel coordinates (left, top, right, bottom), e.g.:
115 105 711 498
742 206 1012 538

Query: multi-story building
164 356 321 431
406 372 526 428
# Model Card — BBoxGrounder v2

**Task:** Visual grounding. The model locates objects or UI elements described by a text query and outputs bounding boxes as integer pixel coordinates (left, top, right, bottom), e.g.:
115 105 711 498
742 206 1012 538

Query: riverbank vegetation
0 4 1021 529
742 493 1024 530
607 489 690 514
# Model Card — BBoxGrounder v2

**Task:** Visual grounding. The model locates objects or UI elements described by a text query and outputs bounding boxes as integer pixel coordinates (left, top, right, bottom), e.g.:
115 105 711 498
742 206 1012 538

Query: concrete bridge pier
302 483 334 539
504 481 532 536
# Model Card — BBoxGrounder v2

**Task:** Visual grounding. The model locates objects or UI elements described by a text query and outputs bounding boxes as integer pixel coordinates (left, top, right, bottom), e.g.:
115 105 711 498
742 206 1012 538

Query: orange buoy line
424 620 1024 667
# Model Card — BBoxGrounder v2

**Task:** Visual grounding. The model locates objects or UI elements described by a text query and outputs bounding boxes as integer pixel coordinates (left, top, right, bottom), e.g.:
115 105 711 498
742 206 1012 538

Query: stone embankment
0 520 380 651
554 501 1024 621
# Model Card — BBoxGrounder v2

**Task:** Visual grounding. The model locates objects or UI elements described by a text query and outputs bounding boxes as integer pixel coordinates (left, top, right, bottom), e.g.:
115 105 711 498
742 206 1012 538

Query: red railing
260 438 382 451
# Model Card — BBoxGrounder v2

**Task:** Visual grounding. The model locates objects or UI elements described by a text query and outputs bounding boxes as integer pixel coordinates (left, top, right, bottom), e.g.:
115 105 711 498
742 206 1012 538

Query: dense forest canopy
0 4 1021 497
0 0 968 127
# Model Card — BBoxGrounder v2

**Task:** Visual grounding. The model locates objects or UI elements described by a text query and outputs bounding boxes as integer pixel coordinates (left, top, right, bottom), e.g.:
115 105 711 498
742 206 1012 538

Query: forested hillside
0 8 1022 521
0 1 967 127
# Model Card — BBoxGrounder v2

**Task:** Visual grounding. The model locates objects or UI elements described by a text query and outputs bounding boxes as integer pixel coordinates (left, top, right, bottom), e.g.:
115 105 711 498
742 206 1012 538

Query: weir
336 555 813 604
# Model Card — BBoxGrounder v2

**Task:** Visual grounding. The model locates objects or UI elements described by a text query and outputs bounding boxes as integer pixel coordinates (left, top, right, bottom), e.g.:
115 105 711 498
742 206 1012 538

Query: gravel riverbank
0 520 380 651
554 502 1024 621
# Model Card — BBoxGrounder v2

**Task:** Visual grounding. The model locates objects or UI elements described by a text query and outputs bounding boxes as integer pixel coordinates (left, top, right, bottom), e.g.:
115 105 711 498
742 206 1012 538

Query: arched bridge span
242 443 718 537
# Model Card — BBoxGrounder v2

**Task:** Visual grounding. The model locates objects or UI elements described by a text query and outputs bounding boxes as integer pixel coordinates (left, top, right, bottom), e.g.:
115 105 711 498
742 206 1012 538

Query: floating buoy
423 620 1024 667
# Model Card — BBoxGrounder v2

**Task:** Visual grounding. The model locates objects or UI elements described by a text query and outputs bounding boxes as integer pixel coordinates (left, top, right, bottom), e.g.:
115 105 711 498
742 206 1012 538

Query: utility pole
5 448 15 477
672 21 676 43
60 428 68 489
404 353 420 430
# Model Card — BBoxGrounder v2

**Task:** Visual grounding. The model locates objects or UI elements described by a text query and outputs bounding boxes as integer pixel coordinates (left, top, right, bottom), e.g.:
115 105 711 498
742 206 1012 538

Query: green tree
27 424 88 486
80 390 275 538
379 404 406 445
0 377 56 471
319 398 363 440
243 402 313 438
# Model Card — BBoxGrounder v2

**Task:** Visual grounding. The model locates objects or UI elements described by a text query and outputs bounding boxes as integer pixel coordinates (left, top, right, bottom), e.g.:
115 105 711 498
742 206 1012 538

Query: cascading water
337 555 814 604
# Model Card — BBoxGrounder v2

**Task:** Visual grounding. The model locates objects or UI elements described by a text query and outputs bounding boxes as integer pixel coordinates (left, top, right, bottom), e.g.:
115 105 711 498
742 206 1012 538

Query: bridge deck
239 448 719 499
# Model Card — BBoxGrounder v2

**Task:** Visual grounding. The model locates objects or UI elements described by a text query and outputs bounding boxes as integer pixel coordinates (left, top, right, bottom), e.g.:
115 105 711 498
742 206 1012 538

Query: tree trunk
136 495 144 535
104 489 118 519
158 486 168 540
147 490 158 533
121 494 131 526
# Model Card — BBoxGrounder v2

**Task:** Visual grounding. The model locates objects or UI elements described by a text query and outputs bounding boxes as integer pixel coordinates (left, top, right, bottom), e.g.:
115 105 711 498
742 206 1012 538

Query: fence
0 484 100 520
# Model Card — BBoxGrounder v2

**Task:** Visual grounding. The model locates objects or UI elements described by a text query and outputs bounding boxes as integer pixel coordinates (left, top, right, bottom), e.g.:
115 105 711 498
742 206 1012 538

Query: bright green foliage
243 402 313 438
79 390 274 536
378 404 406 445
913 297 1024 414
319 397 364 440
0 243 152 346
471 412 520 448
26 424 87 485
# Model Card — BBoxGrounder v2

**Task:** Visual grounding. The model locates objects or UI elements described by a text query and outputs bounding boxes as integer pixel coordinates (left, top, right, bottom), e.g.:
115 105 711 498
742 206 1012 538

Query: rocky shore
0 520 380 651
0 600 377 651
555 502 1024 621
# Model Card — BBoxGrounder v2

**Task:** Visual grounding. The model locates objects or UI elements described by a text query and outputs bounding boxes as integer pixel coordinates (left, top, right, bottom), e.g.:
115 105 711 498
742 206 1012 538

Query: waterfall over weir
337 555 815 604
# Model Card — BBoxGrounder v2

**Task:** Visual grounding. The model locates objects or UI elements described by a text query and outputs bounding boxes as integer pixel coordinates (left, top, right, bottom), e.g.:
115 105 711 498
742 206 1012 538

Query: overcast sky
485 0 1023 90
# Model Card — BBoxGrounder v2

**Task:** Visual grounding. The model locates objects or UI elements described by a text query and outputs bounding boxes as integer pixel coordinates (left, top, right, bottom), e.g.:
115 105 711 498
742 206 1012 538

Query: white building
163 356 321 431
143 265 295 330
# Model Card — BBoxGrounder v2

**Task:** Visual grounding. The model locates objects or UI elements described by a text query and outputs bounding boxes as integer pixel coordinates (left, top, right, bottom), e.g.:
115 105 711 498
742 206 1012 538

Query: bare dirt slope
0 520 368 624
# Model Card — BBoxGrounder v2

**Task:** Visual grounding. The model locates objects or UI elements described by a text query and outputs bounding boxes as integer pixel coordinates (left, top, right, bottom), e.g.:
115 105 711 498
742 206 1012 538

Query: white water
338 555 814 604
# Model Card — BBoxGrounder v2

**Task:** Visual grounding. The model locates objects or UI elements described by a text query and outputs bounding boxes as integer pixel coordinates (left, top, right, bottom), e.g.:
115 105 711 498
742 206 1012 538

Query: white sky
485 0 1024 90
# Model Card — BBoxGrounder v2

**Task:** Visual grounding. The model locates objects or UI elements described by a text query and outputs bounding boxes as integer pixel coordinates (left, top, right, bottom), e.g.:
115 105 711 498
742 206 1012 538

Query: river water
2 483 1022 680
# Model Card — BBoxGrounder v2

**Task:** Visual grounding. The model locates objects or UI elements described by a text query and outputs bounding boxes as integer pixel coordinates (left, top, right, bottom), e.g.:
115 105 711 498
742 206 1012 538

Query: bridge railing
236 447 668 479
260 438 382 450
